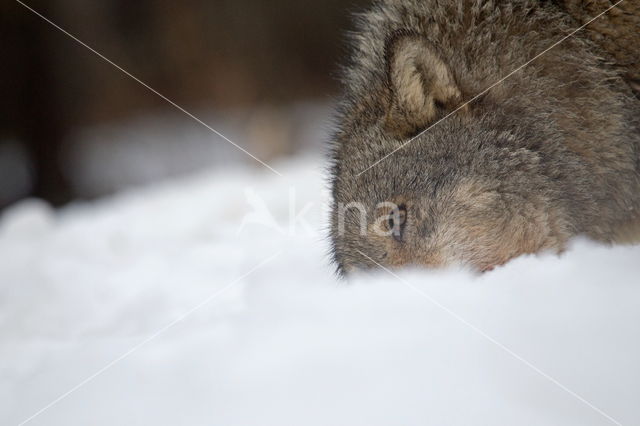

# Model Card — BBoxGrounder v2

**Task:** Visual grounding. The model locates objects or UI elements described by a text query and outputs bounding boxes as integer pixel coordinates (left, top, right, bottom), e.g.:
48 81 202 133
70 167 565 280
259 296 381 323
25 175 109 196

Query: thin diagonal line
15 0 283 177
357 0 624 176
17 252 281 426
356 250 623 426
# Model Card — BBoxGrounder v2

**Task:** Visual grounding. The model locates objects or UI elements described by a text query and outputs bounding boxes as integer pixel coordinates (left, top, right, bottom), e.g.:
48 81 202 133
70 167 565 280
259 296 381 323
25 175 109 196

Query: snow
1 154 639 426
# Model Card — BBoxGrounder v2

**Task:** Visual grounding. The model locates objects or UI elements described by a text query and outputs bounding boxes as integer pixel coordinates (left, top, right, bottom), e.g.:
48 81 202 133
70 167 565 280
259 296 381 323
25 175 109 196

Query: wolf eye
387 204 407 241
433 99 446 110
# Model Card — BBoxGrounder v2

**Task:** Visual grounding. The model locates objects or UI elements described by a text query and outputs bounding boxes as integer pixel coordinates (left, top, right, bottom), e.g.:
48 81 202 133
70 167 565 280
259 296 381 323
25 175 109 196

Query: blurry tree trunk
22 8 72 206
2 1 72 207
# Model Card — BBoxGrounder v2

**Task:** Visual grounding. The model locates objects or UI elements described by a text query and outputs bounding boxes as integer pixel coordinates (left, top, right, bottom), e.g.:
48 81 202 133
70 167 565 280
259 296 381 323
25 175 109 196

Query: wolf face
331 113 573 274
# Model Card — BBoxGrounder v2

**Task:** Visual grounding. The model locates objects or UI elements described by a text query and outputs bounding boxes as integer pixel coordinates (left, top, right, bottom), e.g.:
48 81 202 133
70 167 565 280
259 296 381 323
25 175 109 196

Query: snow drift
1 156 639 426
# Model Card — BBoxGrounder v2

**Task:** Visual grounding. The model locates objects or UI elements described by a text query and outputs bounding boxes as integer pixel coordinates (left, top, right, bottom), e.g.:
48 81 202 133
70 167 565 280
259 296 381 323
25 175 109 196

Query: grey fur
329 0 640 274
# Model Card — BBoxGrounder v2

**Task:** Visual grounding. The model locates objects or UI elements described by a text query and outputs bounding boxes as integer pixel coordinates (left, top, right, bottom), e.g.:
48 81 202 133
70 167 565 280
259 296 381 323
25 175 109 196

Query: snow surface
1 155 639 426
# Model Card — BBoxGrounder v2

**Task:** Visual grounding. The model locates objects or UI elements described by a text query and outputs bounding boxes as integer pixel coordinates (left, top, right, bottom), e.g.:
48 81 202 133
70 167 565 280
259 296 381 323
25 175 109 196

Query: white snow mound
1 155 639 426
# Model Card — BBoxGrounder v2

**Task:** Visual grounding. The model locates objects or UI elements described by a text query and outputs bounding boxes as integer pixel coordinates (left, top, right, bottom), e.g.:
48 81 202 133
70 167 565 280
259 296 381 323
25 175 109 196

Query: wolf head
329 29 590 275
329 0 640 276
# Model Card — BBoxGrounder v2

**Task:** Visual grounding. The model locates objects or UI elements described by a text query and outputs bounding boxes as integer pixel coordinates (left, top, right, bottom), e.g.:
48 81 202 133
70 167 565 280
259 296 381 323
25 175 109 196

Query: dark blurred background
0 0 369 209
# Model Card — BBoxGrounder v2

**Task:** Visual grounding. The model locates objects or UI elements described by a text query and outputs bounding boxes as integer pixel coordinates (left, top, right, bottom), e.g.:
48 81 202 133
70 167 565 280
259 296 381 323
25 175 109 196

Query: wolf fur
329 0 640 274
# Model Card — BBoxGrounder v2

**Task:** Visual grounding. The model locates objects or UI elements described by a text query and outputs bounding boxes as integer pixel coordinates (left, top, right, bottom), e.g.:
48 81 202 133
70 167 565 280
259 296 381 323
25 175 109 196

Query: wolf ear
384 34 464 138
